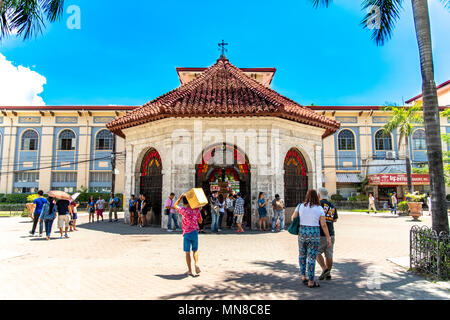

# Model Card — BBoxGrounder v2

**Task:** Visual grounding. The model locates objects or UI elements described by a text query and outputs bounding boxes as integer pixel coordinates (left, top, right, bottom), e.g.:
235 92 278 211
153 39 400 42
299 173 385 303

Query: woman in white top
292 189 331 288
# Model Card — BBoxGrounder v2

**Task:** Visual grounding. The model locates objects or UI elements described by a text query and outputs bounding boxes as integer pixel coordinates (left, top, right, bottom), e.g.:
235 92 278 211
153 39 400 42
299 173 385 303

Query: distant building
316 79 450 201
0 56 448 221
0 106 133 194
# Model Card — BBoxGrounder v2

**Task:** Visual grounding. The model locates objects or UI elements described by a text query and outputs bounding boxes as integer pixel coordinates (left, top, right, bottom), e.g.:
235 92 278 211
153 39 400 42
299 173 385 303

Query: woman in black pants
198 204 209 233
225 194 235 228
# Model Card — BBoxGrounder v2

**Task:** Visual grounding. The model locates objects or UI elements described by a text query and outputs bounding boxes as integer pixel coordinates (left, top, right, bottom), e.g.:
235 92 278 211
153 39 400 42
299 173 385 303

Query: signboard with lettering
368 174 430 185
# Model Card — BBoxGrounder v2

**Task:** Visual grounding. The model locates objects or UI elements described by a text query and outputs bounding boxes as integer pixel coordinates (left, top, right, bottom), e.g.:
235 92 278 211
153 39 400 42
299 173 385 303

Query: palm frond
0 0 64 41
42 0 64 22
361 0 404 46
311 0 332 8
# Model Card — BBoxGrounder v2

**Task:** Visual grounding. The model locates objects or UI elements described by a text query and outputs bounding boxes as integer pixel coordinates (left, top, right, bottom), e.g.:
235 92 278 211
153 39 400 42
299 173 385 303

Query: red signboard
368 174 430 185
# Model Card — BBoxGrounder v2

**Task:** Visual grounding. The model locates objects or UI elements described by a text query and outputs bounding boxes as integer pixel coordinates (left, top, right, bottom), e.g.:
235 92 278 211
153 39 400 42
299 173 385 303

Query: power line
0 156 112 175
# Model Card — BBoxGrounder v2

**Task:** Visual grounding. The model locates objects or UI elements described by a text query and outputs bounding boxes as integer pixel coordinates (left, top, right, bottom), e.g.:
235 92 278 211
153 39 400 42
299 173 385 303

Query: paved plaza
0 212 449 300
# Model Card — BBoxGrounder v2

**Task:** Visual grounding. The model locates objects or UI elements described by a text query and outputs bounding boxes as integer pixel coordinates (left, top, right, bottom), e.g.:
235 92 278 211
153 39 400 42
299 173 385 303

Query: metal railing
0 204 28 217
410 225 449 280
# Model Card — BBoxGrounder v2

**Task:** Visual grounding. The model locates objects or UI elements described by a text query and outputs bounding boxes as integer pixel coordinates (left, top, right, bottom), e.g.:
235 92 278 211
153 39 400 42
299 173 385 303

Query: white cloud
0 53 46 106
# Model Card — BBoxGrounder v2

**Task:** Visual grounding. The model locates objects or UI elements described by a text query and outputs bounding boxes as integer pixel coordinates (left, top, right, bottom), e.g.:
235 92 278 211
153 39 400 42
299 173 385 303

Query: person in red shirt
174 193 204 277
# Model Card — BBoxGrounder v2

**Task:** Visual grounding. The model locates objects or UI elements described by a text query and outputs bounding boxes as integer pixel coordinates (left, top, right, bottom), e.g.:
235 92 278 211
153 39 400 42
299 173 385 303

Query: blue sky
0 0 449 106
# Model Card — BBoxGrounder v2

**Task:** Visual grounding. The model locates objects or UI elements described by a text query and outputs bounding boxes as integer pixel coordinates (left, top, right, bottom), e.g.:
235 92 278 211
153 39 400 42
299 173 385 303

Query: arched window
59 129 76 150
412 129 426 150
95 130 113 150
338 129 355 150
375 130 392 151
21 130 39 151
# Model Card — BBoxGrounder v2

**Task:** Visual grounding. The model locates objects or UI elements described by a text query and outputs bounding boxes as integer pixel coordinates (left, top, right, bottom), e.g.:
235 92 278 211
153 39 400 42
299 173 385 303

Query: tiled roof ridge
107 58 340 137
222 61 334 127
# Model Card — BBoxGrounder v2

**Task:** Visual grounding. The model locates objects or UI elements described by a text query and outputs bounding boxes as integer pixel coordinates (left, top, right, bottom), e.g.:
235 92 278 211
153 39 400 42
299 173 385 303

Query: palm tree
0 0 65 40
383 104 423 193
311 0 449 234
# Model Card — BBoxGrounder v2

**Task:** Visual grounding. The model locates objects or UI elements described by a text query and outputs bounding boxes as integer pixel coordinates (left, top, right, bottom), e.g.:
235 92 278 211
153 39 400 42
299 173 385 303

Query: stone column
314 144 323 190
322 135 337 195
39 123 54 191
3 121 17 193
77 122 91 191
123 143 134 224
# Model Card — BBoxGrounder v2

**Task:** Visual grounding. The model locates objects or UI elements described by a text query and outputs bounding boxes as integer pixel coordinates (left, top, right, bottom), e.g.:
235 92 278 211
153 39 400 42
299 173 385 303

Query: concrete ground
0 211 448 300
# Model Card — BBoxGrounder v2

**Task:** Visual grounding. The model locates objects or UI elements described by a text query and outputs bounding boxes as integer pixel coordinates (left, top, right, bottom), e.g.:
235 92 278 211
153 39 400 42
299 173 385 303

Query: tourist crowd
28 191 121 240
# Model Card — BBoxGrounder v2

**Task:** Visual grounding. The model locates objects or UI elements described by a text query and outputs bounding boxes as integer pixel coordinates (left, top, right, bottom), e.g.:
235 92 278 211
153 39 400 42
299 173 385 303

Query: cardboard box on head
185 188 208 209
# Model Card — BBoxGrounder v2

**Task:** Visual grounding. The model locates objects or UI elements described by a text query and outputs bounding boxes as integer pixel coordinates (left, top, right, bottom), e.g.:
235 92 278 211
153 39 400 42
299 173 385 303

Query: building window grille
14 172 39 183
51 172 77 183
59 130 76 150
338 129 355 150
21 130 39 151
375 130 393 151
413 129 426 150
95 130 113 150
90 172 112 183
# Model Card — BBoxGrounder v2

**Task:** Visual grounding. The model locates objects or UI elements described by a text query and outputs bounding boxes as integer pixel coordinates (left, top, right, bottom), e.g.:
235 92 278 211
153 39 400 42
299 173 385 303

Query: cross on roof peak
218 40 228 59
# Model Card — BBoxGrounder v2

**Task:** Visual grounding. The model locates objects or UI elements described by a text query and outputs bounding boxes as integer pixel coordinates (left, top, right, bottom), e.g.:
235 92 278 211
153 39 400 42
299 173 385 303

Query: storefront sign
368 174 430 185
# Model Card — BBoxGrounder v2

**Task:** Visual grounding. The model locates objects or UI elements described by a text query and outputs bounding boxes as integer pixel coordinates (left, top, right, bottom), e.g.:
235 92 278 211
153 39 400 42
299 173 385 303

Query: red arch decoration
141 148 162 176
284 148 307 176
196 144 249 178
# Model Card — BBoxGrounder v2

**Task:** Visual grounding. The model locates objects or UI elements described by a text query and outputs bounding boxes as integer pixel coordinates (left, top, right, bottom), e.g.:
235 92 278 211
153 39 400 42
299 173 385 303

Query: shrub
1 194 29 204
330 194 346 201
446 194 450 201
357 193 369 202
398 201 409 215
348 195 357 202
27 194 39 203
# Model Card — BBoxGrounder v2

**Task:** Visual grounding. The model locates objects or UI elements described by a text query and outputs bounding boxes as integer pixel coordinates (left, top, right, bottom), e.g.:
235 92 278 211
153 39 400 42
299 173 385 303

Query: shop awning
336 173 363 183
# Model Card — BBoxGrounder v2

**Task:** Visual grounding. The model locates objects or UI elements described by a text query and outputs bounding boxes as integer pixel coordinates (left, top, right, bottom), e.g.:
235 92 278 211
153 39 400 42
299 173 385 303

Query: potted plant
406 193 426 220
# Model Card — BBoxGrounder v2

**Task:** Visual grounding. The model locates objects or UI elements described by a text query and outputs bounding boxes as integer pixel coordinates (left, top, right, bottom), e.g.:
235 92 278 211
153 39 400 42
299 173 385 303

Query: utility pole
111 133 116 195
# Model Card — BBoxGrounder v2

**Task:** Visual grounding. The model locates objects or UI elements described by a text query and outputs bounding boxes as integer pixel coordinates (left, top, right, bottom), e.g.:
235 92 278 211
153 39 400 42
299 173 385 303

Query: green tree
382 103 423 193
0 0 65 40
310 0 449 233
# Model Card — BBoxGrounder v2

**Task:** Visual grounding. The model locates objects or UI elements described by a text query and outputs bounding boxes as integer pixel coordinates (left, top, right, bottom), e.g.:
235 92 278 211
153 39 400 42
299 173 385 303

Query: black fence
410 225 449 280
0 204 28 216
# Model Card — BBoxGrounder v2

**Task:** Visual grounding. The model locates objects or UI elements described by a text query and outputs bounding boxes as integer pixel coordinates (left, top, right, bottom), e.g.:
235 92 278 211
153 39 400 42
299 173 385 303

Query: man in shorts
234 192 245 233
174 193 204 277
317 187 338 280
56 198 72 239
95 195 105 222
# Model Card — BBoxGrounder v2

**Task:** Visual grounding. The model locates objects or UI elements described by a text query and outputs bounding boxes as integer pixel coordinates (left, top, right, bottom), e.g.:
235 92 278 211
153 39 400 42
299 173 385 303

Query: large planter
408 202 423 220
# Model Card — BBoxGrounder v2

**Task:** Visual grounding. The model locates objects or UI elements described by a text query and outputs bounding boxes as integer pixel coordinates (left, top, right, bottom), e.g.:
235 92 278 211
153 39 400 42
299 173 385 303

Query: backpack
275 199 284 211
41 202 50 218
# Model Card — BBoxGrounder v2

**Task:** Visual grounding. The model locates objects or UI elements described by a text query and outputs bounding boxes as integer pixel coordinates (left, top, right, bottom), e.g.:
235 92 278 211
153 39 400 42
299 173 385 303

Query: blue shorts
183 230 199 252
72 212 78 220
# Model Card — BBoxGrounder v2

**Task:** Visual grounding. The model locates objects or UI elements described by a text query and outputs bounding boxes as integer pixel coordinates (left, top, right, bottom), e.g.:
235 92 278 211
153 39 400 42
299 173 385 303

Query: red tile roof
107 57 340 138
0 106 136 111
405 80 450 104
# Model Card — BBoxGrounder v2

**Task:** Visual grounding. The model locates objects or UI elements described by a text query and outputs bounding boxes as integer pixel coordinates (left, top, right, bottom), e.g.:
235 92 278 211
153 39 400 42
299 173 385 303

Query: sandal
302 278 308 285
308 281 320 288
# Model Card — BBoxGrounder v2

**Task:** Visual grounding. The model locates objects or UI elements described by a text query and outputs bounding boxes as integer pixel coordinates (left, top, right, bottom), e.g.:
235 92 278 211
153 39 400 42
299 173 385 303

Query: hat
237 192 242 197
318 188 329 200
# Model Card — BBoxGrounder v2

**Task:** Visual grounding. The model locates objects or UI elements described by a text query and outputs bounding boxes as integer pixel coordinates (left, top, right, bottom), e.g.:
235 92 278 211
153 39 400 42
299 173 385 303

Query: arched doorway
195 143 251 228
284 148 308 207
140 148 163 226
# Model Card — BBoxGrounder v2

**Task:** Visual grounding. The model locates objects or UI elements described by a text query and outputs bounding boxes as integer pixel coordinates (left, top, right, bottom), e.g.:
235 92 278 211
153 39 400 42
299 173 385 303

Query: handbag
164 208 170 215
288 216 300 235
